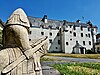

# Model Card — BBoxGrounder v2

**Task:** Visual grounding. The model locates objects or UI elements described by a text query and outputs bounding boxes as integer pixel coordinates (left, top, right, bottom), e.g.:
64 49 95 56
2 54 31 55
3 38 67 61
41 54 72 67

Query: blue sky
0 0 100 32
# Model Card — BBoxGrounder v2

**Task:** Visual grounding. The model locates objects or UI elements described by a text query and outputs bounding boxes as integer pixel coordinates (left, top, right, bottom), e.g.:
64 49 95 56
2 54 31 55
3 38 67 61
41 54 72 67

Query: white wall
29 27 61 52
29 25 97 53
63 26 94 53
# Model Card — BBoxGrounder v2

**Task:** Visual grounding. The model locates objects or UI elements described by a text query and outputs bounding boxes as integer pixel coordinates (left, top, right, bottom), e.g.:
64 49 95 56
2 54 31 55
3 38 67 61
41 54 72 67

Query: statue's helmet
6 8 30 28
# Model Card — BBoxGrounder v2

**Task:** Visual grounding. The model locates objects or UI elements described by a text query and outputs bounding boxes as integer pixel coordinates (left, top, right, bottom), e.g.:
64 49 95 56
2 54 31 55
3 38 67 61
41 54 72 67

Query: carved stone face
6 8 30 28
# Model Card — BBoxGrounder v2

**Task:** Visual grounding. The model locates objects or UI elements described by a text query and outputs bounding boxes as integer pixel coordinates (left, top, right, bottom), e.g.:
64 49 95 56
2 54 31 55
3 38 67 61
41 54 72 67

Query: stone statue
0 8 48 75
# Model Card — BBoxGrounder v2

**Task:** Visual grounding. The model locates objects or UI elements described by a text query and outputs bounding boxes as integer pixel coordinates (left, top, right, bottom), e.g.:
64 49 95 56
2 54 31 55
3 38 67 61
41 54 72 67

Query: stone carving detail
0 8 48 75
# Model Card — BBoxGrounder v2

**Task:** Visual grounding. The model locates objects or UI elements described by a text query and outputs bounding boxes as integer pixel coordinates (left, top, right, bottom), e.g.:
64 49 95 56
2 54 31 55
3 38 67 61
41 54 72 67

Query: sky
0 0 100 32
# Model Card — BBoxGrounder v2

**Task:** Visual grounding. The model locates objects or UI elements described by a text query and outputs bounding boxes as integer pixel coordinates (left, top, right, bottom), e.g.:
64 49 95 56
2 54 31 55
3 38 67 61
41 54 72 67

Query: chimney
63 20 67 25
87 21 92 27
42 15 48 23
76 19 80 23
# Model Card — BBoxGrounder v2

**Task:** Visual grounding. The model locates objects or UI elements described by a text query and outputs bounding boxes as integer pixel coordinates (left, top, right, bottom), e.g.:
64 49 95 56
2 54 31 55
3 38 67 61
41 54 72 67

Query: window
81 26 83 31
86 34 88 37
66 42 69 45
50 32 52 36
88 28 90 31
70 31 72 33
89 41 91 45
69 25 72 28
83 41 85 45
58 40 60 44
92 28 94 31
73 32 76 37
49 39 52 43
97 47 100 50
70 39 72 41
88 33 90 38
29 39 31 41
73 25 76 30
29 31 32 34
64 30 68 32
81 33 83 37
56 47 58 49
56 27 59 29
57 33 59 36
41 32 44 35
66 26 68 28
76 41 78 43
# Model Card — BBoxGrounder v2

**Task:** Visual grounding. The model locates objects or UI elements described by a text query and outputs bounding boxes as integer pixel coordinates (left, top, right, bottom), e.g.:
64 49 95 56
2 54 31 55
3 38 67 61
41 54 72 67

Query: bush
86 49 96 54
97 50 100 54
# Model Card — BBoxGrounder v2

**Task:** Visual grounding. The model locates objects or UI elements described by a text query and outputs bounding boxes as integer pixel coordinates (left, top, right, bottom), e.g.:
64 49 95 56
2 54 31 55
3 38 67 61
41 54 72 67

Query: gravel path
41 56 100 66
41 56 100 75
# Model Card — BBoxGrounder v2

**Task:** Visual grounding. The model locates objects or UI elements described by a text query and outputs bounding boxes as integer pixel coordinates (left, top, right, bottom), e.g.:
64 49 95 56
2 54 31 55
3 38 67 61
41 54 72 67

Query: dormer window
81 26 83 31
69 25 72 28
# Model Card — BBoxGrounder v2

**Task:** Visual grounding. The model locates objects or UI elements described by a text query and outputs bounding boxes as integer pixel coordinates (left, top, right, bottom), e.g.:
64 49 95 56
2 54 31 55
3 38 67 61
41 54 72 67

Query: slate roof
28 16 95 29
28 16 63 28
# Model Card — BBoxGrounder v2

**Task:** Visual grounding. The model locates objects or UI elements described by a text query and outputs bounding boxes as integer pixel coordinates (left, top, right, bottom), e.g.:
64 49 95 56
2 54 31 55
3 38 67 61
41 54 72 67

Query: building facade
28 15 97 54
95 33 100 53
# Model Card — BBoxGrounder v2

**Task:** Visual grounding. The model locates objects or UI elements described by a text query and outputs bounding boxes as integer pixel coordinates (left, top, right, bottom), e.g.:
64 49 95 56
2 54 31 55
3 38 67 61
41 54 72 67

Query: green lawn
51 62 100 75
42 53 100 75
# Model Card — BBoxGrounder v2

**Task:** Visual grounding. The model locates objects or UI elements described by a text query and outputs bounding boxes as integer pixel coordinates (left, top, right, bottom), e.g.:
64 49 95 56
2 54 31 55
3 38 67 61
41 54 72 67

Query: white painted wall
29 25 97 53
29 27 61 52
63 26 94 53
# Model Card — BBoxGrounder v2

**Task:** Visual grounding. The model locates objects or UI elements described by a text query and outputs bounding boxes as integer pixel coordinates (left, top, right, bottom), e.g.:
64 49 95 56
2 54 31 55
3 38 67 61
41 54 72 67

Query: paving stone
42 66 60 75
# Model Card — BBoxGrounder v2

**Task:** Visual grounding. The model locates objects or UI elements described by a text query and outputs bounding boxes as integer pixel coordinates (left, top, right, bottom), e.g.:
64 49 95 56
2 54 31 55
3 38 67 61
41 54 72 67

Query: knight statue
0 8 48 75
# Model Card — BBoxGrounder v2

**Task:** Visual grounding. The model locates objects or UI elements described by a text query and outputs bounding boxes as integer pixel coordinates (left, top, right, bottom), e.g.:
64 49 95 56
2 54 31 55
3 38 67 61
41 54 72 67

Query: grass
41 54 100 75
51 62 100 75
46 53 100 59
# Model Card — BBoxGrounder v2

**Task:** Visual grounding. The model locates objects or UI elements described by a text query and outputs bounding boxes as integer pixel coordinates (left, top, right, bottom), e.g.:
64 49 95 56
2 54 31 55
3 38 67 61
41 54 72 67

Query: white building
28 15 98 54
95 33 100 53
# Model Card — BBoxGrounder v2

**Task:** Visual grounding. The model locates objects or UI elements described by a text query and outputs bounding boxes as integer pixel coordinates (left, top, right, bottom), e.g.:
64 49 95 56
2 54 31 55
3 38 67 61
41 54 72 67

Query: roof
28 17 87 27
28 16 96 29
73 42 85 48
28 16 63 28
96 33 100 39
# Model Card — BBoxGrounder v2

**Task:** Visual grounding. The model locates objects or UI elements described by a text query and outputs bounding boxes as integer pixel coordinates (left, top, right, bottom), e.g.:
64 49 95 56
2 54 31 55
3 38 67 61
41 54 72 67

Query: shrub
86 49 96 54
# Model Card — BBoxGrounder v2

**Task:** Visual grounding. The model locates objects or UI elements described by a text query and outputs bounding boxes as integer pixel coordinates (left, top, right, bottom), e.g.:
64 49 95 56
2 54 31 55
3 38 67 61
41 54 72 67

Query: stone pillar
79 48 81 54
84 48 86 54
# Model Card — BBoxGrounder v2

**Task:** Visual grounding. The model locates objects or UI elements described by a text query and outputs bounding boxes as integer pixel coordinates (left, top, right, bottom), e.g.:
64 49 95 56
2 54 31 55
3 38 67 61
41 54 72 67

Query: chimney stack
42 15 48 23
63 20 67 25
76 19 80 23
